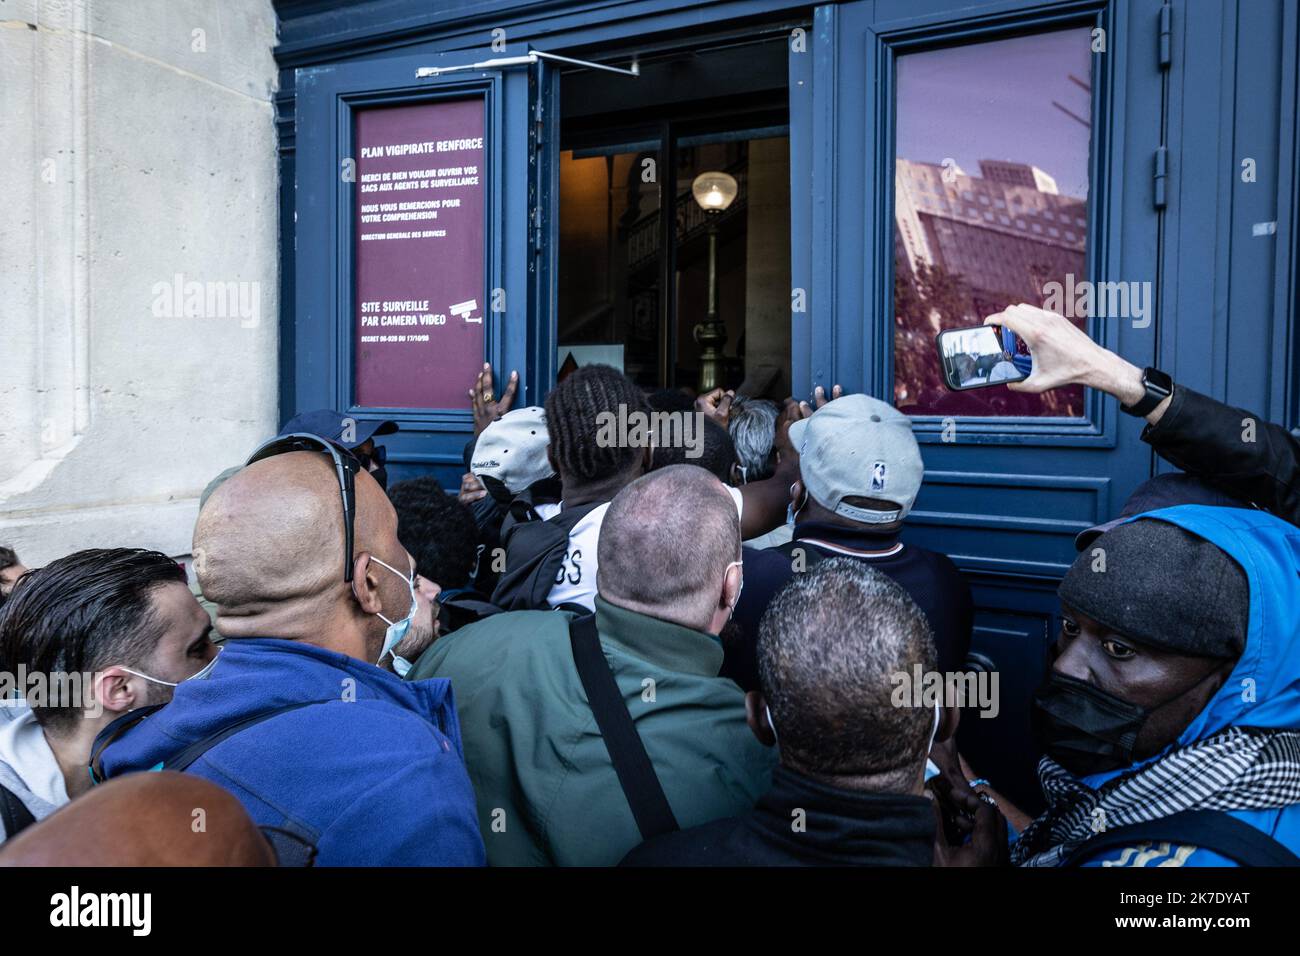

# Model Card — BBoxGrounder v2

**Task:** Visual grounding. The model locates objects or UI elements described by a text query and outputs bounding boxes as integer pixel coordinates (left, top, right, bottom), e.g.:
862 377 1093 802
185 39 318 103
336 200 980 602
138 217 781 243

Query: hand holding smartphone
936 323 1032 391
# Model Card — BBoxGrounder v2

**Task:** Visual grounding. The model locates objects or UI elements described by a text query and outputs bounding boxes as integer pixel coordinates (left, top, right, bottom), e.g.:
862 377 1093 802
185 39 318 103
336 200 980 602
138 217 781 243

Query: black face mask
1031 672 1152 777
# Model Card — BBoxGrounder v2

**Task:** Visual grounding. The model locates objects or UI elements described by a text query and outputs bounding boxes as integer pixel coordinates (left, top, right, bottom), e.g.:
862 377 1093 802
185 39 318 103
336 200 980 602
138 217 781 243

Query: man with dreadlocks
487 364 798 613
1004 504 1300 867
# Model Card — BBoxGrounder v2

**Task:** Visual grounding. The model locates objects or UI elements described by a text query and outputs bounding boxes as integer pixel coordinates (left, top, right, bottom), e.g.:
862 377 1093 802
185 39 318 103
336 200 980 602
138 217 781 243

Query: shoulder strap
89 703 169 784
545 499 605 534
568 613 678 840
88 700 333 864
163 699 336 772
259 825 318 867
437 589 504 629
492 500 605 611
498 483 566 539
0 781 36 839
1064 809 1300 867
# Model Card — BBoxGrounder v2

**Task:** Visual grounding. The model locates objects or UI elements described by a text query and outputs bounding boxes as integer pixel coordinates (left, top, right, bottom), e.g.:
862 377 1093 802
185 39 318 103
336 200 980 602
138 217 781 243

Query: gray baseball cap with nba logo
787 394 925 525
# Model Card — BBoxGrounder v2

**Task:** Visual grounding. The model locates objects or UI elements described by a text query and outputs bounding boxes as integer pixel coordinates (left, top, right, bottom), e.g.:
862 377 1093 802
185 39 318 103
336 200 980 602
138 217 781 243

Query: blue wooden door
791 0 1170 808
294 44 551 488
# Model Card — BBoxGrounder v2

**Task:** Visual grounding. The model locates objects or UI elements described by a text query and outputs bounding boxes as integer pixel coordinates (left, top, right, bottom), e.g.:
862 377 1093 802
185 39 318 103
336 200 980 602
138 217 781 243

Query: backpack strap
0 782 36 839
543 499 604 535
436 588 505 633
568 613 678 841
497 484 561 539
92 699 336 783
259 825 319 867
89 704 169 784
162 699 336 772
1063 808 1300 867
91 701 332 863
492 499 605 611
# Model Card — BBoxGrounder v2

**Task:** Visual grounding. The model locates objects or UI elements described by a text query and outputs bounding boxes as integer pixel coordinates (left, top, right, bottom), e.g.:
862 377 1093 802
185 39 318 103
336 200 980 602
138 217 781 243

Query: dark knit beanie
1059 518 1250 658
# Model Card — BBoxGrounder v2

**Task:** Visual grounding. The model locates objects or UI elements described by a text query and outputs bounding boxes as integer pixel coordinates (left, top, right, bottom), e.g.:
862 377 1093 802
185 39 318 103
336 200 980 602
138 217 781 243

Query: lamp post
690 171 738 393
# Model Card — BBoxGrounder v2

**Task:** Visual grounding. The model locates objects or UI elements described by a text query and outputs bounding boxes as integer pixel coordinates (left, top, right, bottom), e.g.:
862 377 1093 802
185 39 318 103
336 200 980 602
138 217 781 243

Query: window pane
893 29 1093 417
558 146 663 386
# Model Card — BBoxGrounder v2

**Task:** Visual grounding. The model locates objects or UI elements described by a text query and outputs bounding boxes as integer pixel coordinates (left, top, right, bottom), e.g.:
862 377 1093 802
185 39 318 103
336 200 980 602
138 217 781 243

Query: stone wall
0 0 280 565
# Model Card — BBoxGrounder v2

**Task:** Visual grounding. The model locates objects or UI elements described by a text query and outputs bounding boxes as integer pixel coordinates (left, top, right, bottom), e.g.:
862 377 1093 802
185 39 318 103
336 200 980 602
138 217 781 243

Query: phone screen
936 325 1031 391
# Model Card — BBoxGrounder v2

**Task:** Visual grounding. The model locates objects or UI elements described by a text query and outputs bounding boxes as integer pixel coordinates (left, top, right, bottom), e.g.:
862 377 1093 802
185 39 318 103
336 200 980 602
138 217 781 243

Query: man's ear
95 669 144 716
546 445 559 475
350 552 384 615
722 560 743 612
790 478 806 508
729 462 742 487
745 691 776 748
937 704 960 745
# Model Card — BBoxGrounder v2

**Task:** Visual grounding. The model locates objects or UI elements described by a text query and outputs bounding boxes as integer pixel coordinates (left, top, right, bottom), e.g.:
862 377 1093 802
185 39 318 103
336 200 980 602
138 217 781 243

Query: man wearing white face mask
0 549 216 842
95 440 483 866
410 464 774 866
623 558 1007 867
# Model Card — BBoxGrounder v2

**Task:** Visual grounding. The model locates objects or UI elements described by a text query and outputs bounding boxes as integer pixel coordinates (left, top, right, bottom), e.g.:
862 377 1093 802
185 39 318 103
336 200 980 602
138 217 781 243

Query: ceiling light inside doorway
691 172 739 212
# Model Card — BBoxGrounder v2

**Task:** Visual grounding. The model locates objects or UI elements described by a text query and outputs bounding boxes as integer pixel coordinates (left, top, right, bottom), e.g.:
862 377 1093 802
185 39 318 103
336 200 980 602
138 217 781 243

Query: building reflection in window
893 29 1093 418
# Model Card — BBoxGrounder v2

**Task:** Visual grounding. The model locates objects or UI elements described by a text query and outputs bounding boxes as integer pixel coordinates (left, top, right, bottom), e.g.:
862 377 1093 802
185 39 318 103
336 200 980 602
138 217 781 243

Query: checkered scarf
1012 726 1300 867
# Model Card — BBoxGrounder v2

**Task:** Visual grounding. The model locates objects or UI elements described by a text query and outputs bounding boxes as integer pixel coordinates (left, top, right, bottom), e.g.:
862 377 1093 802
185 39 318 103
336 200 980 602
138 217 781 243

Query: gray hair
728 397 779 483
758 558 936 781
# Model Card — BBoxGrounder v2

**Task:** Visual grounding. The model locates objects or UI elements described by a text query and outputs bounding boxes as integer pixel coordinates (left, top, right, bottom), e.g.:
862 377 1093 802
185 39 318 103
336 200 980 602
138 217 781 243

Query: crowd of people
1 304 1299 867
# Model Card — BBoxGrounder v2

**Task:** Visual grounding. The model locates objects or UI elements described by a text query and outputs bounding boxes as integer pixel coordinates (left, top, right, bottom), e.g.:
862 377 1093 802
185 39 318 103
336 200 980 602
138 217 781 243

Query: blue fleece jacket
1073 504 1300 866
96 639 485 866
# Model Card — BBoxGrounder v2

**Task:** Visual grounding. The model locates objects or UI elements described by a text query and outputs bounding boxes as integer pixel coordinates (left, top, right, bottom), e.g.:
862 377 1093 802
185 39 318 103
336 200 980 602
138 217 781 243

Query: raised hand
468 363 519 435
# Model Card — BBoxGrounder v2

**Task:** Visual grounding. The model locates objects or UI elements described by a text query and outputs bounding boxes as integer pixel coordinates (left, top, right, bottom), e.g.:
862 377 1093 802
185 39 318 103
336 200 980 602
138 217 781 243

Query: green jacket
408 596 775 866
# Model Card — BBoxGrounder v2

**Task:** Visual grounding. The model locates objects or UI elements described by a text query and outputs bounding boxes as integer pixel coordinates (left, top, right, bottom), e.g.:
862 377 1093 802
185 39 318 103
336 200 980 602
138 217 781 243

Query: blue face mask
371 557 418 677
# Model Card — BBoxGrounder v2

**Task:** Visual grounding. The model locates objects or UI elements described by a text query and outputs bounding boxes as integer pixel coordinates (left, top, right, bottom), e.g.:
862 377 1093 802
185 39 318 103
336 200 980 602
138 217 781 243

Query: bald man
95 450 484 866
408 464 775 866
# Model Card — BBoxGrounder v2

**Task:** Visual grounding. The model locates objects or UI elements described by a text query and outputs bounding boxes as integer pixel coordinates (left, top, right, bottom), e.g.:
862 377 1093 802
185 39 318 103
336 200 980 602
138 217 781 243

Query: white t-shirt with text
534 485 745 611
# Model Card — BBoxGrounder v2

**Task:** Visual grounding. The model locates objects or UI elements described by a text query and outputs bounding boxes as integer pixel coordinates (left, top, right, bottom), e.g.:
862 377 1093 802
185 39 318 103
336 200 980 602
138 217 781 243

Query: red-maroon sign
354 98 486 408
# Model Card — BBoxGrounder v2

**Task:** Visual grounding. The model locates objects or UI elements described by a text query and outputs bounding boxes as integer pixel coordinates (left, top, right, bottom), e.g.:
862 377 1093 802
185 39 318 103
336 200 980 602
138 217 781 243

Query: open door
553 36 792 395
293 44 545 484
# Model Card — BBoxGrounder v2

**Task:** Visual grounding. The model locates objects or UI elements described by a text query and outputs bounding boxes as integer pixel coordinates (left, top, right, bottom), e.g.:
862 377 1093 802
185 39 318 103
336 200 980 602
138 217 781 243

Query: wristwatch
1120 366 1174 417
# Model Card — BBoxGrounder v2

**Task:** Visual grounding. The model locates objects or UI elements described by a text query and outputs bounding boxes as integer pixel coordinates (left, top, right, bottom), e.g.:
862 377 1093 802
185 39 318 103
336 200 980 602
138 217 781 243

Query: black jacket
725 523 973 691
1142 385 1300 527
619 765 936 866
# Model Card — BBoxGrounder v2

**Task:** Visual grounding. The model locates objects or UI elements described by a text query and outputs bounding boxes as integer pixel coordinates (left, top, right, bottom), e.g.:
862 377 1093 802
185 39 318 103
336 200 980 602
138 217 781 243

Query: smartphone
935 324 1032 391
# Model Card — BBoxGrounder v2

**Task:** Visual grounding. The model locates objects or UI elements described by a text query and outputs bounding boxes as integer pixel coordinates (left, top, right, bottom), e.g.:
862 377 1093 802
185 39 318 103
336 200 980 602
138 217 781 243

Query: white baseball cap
470 406 554 495
788 394 924 525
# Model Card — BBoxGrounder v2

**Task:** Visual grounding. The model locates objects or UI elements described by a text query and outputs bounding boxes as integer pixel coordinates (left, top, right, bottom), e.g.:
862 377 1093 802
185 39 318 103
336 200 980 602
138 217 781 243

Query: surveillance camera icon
450 299 481 324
